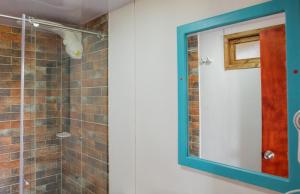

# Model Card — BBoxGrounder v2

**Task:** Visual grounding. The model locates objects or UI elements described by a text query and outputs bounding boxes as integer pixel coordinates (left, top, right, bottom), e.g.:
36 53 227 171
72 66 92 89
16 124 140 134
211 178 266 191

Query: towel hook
200 56 213 65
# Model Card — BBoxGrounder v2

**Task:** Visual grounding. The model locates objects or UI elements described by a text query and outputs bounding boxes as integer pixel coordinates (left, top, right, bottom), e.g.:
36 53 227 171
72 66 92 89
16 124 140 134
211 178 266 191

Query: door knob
264 150 275 160
293 110 300 163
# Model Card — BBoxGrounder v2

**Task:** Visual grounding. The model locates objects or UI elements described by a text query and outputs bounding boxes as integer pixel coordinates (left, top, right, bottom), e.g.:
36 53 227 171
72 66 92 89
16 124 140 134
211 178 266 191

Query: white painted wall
109 0 279 194
108 3 136 194
198 29 262 172
198 14 285 172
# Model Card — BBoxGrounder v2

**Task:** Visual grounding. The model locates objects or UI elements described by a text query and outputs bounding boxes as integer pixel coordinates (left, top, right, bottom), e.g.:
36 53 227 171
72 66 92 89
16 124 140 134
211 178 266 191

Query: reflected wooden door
260 25 288 177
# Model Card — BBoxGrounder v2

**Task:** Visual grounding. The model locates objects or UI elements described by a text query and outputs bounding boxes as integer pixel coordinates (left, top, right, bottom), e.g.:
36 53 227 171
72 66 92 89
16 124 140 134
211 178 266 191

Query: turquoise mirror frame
177 0 300 193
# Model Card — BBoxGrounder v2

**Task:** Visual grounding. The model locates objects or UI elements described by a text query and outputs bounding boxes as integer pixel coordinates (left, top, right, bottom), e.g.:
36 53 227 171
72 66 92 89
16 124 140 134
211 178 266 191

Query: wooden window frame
224 29 261 70
224 25 284 70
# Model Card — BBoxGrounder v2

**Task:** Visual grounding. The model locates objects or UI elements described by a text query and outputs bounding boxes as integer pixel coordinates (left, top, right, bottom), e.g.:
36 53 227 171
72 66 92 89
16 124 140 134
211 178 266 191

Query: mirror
187 13 288 178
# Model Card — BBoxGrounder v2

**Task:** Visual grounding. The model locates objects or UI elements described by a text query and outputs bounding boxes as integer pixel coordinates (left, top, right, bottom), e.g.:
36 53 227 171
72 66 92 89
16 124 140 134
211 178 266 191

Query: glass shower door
21 16 63 193
20 15 108 194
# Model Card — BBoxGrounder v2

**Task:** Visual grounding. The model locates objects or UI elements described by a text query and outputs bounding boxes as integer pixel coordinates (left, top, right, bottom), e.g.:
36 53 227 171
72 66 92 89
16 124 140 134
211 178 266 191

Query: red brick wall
61 14 108 194
0 25 62 193
0 14 108 194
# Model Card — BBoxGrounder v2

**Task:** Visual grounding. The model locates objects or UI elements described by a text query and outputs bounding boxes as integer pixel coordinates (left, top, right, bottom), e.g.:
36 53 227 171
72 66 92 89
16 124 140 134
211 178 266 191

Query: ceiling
0 0 133 25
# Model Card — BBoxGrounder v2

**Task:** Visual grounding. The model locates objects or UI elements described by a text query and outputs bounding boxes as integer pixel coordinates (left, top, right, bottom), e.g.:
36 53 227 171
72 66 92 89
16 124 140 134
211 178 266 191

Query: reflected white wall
198 14 285 172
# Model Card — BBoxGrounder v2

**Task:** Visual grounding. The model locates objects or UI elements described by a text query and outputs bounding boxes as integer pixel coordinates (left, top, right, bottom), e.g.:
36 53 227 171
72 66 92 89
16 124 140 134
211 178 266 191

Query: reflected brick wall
188 35 200 157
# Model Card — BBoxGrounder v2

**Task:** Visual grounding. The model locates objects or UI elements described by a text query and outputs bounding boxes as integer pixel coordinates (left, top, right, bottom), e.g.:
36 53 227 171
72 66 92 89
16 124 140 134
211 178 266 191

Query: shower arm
0 13 106 39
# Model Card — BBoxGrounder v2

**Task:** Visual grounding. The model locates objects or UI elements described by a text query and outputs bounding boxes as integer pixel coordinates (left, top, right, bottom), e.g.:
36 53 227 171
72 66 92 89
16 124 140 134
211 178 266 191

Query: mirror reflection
187 13 288 178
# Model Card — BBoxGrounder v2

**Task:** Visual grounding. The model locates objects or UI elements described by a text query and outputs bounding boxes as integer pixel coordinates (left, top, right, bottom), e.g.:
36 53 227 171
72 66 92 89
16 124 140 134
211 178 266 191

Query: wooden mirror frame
177 0 300 192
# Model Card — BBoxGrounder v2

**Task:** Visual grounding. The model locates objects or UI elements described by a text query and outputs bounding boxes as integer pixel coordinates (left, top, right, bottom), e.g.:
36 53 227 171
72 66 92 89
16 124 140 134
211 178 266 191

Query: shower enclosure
0 14 108 194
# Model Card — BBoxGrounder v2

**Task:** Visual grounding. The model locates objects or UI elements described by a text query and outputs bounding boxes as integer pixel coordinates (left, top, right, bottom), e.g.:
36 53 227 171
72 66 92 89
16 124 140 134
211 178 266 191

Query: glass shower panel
22 21 63 193
24 15 108 194
61 18 109 193
81 19 109 194
32 27 63 193
23 18 36 194
61 33 83 193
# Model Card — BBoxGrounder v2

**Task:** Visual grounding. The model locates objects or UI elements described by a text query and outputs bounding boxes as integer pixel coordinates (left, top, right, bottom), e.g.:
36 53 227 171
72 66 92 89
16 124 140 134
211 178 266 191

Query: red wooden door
260 25 288 177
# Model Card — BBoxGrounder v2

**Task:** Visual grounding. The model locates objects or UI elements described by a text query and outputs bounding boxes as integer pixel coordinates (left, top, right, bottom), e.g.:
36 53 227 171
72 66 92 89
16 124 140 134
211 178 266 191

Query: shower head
28 17 83 59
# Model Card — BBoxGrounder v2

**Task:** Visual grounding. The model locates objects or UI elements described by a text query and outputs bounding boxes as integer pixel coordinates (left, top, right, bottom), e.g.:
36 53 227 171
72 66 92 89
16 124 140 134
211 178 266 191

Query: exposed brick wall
188 35 200 157
0 14 108 194
0 25 62 193
61 14 108 194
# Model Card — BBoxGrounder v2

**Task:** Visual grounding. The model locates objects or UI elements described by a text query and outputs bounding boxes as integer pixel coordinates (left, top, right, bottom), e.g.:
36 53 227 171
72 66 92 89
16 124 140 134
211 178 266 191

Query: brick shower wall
188 35 200 157
61 14 108 194
0 25 62 193
0 14 108 194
